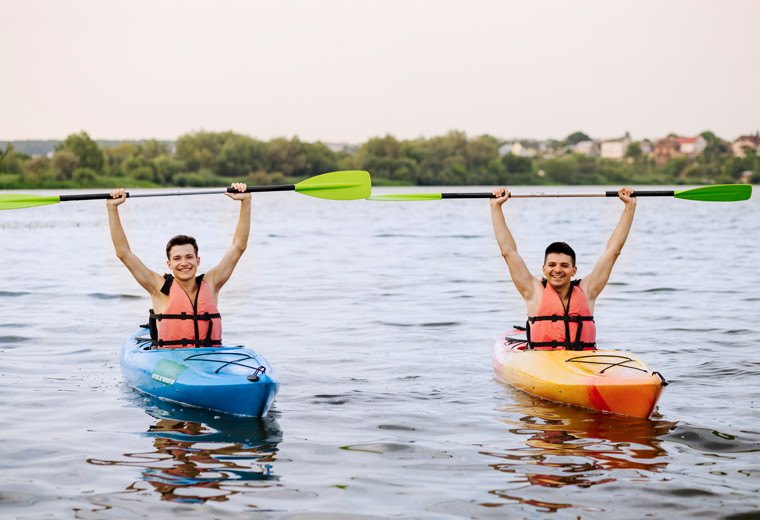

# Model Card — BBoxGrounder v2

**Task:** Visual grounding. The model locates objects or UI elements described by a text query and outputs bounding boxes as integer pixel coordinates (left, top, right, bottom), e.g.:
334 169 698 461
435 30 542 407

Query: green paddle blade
366 193 443 201
295 170 371 200
674 184 752 202
0 194 61 210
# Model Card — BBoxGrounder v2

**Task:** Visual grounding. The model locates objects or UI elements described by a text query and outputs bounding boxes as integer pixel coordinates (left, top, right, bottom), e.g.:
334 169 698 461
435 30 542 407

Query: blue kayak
120 329 280 417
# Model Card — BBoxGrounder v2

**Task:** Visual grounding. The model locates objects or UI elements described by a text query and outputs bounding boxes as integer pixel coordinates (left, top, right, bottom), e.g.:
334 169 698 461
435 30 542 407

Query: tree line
1 130 757 189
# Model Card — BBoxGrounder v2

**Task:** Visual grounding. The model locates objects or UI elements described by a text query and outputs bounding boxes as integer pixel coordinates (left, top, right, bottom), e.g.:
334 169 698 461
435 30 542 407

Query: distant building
325 142 358 154
677 136 707 156
573 140 600 156
731 135 760 157
653 136 681 165
498 142 515 156
640 140 653 155
502 142 536 157
601 136 631 159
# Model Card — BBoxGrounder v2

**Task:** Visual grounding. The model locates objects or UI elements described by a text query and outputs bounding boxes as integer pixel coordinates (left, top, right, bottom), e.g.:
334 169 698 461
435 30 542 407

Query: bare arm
107 189 163 296
580 187 636 304
205 183 251 295
490 187 542 305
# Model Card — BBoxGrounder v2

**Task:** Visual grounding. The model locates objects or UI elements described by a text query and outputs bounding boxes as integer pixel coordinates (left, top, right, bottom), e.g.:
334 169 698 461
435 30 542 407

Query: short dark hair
544 242 576 266
166 235 198 259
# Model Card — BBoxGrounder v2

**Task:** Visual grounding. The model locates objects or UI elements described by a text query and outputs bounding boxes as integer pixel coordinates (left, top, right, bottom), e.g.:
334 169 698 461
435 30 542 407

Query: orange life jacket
526 279 596 351
148 274 222 349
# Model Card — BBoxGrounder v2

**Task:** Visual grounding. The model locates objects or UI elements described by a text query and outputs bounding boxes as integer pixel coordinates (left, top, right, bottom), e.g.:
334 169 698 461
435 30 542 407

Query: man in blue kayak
489 187 636 350
106 184 250 348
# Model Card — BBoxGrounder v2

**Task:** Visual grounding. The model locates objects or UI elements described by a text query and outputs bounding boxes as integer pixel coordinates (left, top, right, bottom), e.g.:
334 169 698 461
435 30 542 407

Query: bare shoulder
201 266 221 294
579 268 605 301
523 277 545 315
151 290 171 314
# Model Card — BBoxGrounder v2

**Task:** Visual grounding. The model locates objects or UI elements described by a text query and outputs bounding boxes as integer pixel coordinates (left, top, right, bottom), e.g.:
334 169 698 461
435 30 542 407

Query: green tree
72 167 98 183
23 156 51 182
356 135 400 171
175 130 233 172
663 156 688 178
267 137 306 176
698 131 730 165
103 142 138 176
625 142 642 159
440 156 468 185
543 157 575 184
298 142 339 177
57 131 104 172
122 154 157 181
0 144 7 172
215 134 267 177
564 131 591 146
138 139 169 160
153 155 185 184
722 155 755 181
502 153 532 174
51 151 80 180
465 135 499 169
362 156 419 183
0 144 30 173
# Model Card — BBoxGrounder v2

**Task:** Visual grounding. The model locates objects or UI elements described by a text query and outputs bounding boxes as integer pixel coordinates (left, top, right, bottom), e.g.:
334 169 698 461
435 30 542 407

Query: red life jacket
148 274 222 349
526 279 596 351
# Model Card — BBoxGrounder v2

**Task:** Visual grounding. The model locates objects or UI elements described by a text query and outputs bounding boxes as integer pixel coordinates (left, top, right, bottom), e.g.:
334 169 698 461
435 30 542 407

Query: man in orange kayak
106 184 250 348
490 187 636 351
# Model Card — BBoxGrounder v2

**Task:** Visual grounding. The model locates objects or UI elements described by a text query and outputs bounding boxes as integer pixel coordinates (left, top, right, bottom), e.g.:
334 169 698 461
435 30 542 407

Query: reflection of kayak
492 329 667 419
133 391 284 446
120 329 280 417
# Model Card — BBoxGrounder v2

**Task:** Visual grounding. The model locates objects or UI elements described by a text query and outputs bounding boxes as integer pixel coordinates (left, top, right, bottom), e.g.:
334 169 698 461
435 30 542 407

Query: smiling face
542 252 577 289
167 244 200 281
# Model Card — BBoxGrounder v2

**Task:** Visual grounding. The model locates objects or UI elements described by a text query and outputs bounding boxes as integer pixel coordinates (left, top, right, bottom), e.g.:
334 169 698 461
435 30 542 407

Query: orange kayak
492 329 667 419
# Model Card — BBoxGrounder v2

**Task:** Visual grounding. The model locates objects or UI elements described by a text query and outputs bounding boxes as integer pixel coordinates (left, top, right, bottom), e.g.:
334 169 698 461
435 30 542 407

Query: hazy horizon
2 0 758 143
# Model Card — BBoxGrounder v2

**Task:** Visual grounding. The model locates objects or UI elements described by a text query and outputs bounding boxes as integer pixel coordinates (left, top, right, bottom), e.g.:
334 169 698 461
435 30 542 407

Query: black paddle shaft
437 190 675 199
58 184 296 202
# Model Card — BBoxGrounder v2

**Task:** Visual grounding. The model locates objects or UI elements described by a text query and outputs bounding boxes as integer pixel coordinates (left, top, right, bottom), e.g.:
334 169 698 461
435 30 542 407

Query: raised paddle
366 184 752 202
0 170 371 211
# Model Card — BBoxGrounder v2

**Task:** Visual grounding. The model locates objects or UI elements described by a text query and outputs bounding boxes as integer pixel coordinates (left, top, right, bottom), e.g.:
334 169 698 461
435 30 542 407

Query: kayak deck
492 330 666 419
121 329 280 417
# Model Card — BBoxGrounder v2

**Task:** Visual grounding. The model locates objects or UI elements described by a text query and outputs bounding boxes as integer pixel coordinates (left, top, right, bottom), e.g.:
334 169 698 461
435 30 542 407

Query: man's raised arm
205 183 251 295
581 187 637 304
491 187 541 304
107 189 163 295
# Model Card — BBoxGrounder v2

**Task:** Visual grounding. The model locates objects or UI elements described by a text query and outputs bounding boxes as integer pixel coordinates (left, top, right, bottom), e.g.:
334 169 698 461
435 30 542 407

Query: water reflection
483 383 677 509
89 394 282 504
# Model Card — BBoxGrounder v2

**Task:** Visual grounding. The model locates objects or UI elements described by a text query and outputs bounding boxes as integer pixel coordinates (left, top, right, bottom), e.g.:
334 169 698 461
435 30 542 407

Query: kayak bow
120 329 280 417
492 328 666 418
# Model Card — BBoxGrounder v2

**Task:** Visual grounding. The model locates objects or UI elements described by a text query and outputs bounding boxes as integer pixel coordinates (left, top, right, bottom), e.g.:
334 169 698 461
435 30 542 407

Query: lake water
1 185 758 519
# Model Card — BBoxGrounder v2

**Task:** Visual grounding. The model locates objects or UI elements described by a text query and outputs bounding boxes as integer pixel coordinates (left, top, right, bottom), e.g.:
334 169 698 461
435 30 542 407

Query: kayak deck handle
184 351 265 374
247 366 267 382
654 371 669 386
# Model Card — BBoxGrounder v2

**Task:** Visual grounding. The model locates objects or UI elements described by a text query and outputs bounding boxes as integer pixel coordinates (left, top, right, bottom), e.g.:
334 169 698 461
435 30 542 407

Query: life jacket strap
528 315 595 323
528 340 597 351
149 311 221 321
151 338 223 348
525 317 595 351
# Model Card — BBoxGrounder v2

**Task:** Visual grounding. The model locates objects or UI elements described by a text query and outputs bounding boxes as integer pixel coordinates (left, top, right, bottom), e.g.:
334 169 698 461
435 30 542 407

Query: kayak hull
492 330 665 419
120 329 280 417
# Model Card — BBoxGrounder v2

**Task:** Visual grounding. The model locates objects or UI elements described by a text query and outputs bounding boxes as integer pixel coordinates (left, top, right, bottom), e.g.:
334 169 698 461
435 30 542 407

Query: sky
1 0 758 144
